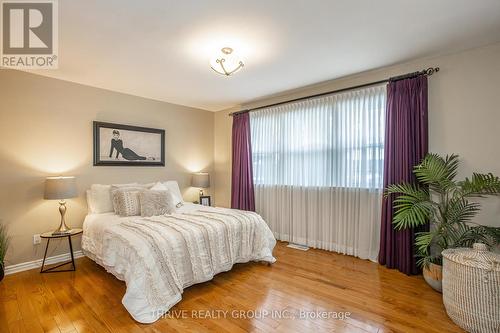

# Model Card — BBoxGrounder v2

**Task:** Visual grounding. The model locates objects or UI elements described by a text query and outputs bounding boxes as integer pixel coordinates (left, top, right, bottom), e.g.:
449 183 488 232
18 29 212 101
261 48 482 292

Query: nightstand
40 228 82 273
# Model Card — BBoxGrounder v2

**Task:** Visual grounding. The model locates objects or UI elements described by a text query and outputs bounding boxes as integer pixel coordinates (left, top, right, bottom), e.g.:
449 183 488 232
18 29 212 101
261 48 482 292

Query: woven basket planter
423 262 443 292
442 243 500 333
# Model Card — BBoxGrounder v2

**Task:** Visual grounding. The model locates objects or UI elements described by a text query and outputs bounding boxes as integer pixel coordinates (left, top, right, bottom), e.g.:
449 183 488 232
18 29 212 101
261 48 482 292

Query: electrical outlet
33 234 41 245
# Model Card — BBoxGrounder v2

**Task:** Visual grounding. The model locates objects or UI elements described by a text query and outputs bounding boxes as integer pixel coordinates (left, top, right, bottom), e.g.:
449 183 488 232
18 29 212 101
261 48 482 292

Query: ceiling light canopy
210 47 244 76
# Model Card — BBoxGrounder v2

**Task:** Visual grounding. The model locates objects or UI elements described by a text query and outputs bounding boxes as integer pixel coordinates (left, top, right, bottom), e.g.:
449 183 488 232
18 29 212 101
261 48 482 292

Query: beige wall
214 109 233 208
214 43 500 227
0 70 214 266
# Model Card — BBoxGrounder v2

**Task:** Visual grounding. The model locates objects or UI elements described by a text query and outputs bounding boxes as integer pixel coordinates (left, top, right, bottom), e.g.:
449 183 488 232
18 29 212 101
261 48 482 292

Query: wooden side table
40 228 83 273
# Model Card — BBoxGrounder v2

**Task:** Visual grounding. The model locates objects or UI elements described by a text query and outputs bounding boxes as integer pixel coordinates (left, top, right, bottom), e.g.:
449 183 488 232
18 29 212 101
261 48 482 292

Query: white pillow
88 184 113 213
86 190 94 213
87 183 139 214
150 182 168 191
113 183 140 187
162 181 183 205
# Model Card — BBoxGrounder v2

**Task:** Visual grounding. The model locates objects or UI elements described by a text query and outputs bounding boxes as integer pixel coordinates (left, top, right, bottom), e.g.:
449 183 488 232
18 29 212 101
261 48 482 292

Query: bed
82 200 276 323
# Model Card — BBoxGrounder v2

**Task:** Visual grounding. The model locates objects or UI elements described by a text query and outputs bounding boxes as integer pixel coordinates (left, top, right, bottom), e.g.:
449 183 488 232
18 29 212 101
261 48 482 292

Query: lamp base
53 200 72 235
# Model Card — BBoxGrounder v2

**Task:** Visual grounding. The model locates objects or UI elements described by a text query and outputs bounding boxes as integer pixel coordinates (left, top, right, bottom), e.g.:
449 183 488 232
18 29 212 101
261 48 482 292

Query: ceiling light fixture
210 47 244 76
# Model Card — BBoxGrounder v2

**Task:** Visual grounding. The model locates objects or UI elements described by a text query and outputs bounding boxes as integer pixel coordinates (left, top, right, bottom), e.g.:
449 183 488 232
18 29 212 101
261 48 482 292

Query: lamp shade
191 173 210 188
44 176 77 200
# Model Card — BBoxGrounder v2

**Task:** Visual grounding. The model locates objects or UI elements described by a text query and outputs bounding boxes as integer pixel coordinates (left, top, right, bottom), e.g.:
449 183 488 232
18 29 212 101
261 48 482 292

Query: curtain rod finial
426 67 439 75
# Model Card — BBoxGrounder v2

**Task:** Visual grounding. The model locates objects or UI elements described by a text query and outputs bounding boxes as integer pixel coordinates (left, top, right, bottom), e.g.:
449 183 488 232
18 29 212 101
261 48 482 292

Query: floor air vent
286 243 309 251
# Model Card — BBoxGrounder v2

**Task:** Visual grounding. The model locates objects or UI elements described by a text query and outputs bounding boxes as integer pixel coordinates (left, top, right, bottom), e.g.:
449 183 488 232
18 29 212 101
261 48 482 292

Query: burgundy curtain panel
379 75 429 275
231 112 255 211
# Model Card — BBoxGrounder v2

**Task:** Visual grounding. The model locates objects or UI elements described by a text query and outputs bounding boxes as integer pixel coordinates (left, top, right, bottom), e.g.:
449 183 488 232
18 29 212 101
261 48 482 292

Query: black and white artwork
93 121 165 166
200 196 211 206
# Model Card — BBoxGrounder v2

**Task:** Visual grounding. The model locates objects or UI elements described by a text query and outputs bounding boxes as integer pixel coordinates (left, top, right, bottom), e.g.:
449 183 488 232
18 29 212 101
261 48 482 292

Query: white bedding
82 203 276 323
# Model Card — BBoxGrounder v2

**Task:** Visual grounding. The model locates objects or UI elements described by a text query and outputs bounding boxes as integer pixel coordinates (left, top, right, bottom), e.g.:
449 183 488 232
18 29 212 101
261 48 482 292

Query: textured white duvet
81 203 276 323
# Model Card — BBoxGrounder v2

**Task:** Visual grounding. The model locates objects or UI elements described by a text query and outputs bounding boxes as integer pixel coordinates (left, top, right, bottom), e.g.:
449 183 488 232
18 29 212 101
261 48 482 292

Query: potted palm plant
0 223 9 282
385 153 500 292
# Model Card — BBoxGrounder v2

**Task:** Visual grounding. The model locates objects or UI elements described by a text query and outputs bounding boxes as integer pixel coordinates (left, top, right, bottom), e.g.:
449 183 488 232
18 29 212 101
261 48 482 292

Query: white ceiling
29 0 500 111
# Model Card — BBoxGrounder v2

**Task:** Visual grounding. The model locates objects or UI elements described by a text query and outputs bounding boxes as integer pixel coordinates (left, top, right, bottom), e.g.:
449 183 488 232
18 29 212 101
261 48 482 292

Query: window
250 85 386 189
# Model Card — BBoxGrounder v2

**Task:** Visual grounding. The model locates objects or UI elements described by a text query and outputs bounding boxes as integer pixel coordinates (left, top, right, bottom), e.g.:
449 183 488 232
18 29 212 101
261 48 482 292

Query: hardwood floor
0 242 462 333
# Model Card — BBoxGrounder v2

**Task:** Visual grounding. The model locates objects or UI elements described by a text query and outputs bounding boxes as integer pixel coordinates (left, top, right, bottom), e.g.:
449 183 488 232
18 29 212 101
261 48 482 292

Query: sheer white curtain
250 85 386 261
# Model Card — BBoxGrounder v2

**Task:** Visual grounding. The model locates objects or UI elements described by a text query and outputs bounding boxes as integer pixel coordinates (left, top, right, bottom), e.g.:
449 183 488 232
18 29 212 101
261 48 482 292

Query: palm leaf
417 254 442 268
413 153 459 194
455 225 500 248
445 198 480 225
482 225 500 243
458 173 500 197
414 231 434 256
443 222 470 248
384 183 425 197
385 183 432 230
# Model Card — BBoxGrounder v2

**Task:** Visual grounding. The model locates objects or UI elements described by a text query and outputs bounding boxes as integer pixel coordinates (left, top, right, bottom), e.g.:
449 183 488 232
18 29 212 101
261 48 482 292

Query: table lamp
191 173 210 196
44 176 77 235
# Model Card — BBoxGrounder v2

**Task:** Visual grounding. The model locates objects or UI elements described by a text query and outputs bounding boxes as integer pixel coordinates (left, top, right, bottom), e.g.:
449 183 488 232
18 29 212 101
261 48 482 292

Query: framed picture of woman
93 121 165 166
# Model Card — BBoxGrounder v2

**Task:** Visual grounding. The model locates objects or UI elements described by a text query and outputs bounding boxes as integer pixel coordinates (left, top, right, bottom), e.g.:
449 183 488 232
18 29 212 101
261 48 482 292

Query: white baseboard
4 250 84 275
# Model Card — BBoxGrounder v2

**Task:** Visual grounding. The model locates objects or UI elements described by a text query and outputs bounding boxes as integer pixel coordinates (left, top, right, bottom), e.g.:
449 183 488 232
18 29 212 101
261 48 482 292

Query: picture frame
93 121 165 166
200 195 211 206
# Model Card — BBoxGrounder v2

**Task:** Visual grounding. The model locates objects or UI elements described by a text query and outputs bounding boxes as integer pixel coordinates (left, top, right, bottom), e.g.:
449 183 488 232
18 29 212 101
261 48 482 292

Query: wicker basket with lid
442 243 500 333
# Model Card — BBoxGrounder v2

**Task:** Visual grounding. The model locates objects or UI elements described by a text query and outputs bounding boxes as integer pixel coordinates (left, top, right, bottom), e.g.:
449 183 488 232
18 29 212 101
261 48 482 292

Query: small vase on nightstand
0 262 4 282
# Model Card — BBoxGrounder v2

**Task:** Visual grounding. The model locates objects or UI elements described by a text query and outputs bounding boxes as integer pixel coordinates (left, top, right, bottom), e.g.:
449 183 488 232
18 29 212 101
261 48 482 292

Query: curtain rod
229 67 439 116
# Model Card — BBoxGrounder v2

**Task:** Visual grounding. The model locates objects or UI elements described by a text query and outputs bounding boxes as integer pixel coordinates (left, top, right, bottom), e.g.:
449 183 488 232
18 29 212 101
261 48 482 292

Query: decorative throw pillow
139 190 176 217
111 187 144 216
110 184 149 213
